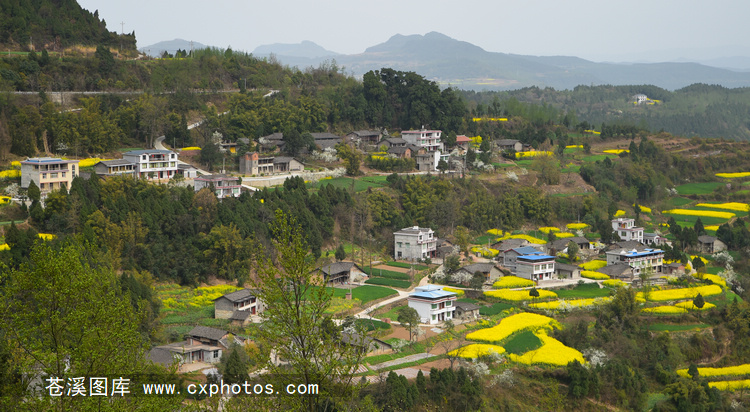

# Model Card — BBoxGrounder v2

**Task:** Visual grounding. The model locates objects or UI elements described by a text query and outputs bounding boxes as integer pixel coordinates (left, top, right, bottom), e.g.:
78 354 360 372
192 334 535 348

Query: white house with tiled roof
122 149 178 180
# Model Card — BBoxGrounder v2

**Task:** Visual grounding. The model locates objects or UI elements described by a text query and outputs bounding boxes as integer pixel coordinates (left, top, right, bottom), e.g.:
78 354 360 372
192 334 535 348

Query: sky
78 0 750 63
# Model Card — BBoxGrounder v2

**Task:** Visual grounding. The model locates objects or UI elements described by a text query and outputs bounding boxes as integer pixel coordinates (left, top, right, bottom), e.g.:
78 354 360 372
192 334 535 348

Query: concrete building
122 150 178 180
407 285 457 324
502 246 545 271
514 252 556 282
401 128 444 152
611 218 644 243
605 247 664 277
94 159 136 177
21 157 79 193
239 152 304 175
194 174 242 198
394 226 437 260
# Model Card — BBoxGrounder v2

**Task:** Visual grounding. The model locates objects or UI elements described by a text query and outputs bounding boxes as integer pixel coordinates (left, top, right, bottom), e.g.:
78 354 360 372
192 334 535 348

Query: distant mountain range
139 39 209 57
150 33 750 91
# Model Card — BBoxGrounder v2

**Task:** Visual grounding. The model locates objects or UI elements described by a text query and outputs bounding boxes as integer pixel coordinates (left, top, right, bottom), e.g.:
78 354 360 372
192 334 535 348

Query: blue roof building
408 285 457 325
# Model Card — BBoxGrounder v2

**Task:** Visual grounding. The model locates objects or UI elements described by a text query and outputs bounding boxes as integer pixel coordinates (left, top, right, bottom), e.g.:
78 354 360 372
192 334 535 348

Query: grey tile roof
598 263 632 277
272 157 295 164
460 263 496 274
321 262 357 276
215 289 256 303
311 132 341 139
698 235 718 243
230 310 251 321
496 139 521 146
611 240 647 250
261 132 284 140
188 326 228 341
99 159 133 166
146 347 177 367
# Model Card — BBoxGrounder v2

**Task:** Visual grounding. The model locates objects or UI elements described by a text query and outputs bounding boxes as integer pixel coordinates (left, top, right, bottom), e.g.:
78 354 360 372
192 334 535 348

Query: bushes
366 156 415 172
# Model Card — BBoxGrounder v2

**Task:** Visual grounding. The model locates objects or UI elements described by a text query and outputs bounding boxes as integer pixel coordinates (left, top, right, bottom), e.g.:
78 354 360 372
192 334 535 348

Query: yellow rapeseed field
515 151 552 159
508 332 586 366
581 271 609 280
716 172 750 179
0 244 9 251
493 276 535 289
484 289 558 301
603 149 629 154
675 301 716 311
677 364 750 379
528 297 611 310
555 232 575 238
579 260 607 270
466 312 560 343
662 209 735 220
634 204 652 213
641 305 688 314
709 380 750 391
567 223 589 230
0 170 21 178
614 210 625 217
443 287 465 296
603 279 627 288
449 344 506 359
538 227 560 234
636 284 722 302
696 202 750 212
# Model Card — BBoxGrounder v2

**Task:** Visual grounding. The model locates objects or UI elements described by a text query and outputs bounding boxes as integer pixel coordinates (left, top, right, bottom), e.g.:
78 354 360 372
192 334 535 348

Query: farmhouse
598 263 635 282
394 226 437 260
496 139 523 152
346 130 382 145
320 261 366 286
502 246 545 271
94 159 136 178
605 248 664 277
454 301 481 321
514 252 556 282
214 289 264 319
194 174 241 198
697 235 727 254
453 263 504 284
611 218 644 243
21 157 79 193
555 263 582 280
407 285 457 324
122 149 179 180
147 326 243 366
239 152 304 175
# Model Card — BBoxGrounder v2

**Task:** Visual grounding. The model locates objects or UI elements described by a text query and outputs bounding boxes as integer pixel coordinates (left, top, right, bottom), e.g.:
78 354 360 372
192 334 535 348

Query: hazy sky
78 0 749 62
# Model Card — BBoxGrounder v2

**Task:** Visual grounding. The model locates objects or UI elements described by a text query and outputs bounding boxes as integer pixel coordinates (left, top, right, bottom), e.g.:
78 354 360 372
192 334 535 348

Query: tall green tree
249 210 365 411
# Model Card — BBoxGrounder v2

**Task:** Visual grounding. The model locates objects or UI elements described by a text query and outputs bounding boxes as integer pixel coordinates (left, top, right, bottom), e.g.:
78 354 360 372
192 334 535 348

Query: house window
446 301 452 307
40 183 45 189
61 172 66 177
50 173 58 178
397 242 402 248
432 315 436 321
42 173 46 179
431 303 437 309
213 350 219 358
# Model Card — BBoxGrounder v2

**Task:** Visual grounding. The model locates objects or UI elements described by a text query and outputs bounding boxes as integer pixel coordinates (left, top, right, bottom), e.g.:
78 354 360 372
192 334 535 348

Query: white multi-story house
513 251 556 282
611 218 644 243
605 247 664 276
194 174 242 198
21 157 79 193
394 226 437 260
408 285 457 324
401 128 444 152
122 149 178 180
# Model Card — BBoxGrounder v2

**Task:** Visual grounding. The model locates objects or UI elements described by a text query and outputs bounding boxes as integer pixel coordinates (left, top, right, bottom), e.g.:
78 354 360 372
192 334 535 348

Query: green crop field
331 285 397 303
365 277 411 289
473 234 498 245
355 318 391 331
503 330 543 354
479 302 514 316
665 197 694 208
364 267 410 280
555 283 611 299
675 182 725 195
312 177 386 192
376 305 407 321
385 261 429 270
582 154 617 163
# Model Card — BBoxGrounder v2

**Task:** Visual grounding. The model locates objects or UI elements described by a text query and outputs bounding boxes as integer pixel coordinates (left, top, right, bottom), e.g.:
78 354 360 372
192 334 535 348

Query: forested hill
462 84 750 141
0 0 135 51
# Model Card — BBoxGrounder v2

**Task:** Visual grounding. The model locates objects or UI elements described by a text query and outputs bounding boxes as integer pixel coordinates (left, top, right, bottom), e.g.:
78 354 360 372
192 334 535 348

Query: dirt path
373 265 411 274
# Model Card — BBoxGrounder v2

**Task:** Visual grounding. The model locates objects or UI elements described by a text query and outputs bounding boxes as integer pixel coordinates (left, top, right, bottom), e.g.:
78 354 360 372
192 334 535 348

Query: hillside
0 0 136 51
